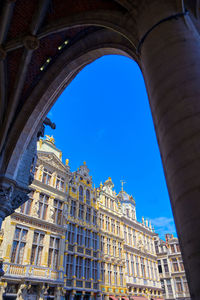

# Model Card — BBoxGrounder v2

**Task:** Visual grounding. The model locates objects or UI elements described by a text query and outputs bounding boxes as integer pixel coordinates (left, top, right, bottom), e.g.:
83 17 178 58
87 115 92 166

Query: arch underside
0 0 139 177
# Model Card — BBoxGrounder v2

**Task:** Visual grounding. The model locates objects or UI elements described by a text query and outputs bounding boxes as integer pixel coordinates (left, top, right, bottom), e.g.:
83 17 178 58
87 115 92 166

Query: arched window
79 186 83 201
86 189 90 204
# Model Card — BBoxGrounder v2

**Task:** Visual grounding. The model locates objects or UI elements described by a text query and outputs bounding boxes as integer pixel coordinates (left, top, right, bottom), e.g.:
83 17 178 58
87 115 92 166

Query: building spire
120 180 126 192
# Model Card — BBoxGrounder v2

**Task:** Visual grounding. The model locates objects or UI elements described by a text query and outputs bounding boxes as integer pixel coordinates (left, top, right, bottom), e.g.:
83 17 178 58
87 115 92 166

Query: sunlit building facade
98 178 163 300
154 234 191 300
0 137 164 300
0 137 69 299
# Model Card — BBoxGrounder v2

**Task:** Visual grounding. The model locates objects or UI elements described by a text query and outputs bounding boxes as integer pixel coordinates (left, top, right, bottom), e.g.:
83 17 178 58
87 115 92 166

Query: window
135 256 140 276
166 279 173 294
176 244 180 252
175 277 183 292
77 226 83 245
163 259 169 273
119 266 123 286
67 223 75 244
172 258 179 272
30 232 44 265
86 189 90 204
70 200 76 217
150 261 154 279
56 175 64 191
114 265 117 285
158 260 162 273
79 186 83 201
42 168 52 185
132 229 136 245
126 253 130 275
93 209 97 225
53 199 63 225
101 262 105 282
116 221 120 235
92 260 98 281
66 254 73 277
146 260 150 278
92 232 98 250
131 254 134 276
118 242 122 257
124 225 127 242
179 257 184 271
85 229 91 248
100 214 104 228
110 198 114 210
154 262 158 280
111 219 115 233
183 276 189 292
20 191 33 215
11 227 28 264
86 207 91 223
126 208 130 217
161 279 166 294
76 256 83 279
101 236 105 252
171 244 176 253
105 196 109 208
141 257 146 277
105 216 110 231
128 227 131 244
48 236 60 269
112 240 116 257
107 238 111 255
85 258 90 280
78 203 84 220
108 263 112 285
38 194 49 220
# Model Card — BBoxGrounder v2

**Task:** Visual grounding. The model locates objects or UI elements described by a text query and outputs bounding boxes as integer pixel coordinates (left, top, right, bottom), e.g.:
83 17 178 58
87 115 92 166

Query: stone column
24 227 34 264
136 0 200 298
41 232 50 267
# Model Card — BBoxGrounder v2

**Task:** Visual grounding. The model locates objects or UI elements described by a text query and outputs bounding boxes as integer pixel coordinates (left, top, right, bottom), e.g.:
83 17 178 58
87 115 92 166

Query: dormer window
80 177 83 181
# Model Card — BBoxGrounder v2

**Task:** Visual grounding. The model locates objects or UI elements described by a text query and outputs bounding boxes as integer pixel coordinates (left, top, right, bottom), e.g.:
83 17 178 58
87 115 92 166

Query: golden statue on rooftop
45 135 55 144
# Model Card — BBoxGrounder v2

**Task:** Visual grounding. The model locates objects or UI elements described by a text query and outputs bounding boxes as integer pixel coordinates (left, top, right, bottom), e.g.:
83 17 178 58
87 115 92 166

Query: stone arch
5 28 138 179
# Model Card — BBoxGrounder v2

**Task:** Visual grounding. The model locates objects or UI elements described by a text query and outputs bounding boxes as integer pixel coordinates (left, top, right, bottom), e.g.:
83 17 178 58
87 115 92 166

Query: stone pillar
41 232 50 267
24 227 34 264
136 0 200 298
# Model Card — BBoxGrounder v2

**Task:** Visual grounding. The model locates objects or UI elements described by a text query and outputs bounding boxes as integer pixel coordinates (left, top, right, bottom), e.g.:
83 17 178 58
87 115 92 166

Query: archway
0 0 200 298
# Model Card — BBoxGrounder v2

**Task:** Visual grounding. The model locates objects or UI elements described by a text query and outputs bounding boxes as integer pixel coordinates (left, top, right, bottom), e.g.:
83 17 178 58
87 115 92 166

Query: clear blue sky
46 55 176 239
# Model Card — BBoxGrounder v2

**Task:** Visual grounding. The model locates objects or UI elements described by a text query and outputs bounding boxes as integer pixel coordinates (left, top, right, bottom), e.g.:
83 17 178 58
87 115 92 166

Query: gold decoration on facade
45 135 55 144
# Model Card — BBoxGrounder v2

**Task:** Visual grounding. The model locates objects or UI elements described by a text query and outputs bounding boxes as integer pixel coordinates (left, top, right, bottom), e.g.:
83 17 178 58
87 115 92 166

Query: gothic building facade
0 137 166 299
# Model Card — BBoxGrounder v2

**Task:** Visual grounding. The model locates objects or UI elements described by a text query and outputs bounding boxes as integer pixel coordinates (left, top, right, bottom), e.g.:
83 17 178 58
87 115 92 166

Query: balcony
3 263 61 282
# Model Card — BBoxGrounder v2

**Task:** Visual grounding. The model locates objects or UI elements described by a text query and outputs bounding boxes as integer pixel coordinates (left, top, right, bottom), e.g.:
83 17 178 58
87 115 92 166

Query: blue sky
46 55 176 239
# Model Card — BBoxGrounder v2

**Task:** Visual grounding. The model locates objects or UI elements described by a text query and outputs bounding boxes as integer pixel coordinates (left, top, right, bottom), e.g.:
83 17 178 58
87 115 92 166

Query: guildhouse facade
154 234 191 300
0 136 181 299
0 137 70 299
64 162 100 300
97 178 162 300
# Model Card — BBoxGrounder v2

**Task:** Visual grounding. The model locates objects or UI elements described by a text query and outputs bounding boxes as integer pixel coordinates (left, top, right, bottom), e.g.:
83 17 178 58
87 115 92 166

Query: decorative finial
83 161 86 165
100 182 103 189
108 177 112 181
45 135 55 144
120 180 126 192
65 159 69 166
142 216 144 224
